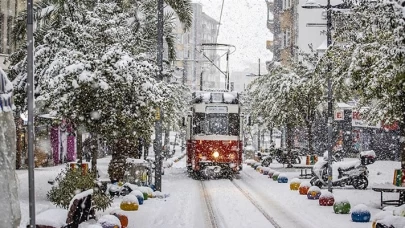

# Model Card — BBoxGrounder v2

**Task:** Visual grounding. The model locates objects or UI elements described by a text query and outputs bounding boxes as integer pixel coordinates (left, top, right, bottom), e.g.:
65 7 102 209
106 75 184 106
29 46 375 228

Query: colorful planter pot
290 182 300 190
111 212 129 228
289 178 301 191
351 211 371 222
268 170 275 178
351 204 371 222
299 182 311 195
272 174 279 181
333 200 351 214
319 194 334 206
278 176 288 183
120 202 139 211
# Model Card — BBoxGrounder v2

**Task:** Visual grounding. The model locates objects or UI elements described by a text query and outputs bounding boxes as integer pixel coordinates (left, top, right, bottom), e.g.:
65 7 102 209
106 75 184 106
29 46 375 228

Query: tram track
200 180 220 228
230 179 282 228
200 177 281 228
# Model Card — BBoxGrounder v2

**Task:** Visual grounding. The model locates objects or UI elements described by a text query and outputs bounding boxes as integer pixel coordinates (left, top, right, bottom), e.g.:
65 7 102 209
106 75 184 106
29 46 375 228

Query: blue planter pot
278 176 288 183
136 195 144 205
351 211 371 222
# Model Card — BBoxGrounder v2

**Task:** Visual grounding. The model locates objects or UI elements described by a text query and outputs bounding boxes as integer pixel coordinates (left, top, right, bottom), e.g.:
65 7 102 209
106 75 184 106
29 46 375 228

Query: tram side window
193 113 205 135
229 113 239 136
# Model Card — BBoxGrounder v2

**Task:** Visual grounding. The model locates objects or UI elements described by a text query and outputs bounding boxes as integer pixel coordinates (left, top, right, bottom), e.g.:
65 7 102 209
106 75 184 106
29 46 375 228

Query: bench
372 184 405 209
292 164 314 179
36 189 95 228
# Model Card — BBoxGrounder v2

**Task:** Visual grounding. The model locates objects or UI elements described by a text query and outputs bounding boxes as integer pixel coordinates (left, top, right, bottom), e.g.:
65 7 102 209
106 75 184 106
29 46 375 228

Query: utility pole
155 0 164 191
27 0 36 226
326 0 333 193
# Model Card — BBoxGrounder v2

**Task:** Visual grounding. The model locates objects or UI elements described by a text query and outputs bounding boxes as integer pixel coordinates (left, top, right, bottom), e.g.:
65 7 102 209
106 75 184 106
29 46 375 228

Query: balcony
266 40 273 50
267 19 274 33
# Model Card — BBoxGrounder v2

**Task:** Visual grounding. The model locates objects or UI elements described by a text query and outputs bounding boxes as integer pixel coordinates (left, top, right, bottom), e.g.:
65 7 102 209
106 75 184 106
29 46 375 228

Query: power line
216 0 225 42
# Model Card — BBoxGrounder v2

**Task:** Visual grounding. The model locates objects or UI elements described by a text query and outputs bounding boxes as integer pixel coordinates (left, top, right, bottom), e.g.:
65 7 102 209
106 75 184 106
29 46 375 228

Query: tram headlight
213 151 219 158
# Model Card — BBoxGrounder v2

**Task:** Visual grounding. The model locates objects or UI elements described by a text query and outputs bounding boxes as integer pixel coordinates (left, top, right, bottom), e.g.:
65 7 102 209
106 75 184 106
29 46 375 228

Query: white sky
193 0 273 73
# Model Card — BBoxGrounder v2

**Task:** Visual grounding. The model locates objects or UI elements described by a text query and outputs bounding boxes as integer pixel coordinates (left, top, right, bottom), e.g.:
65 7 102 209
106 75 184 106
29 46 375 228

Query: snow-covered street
17 150 404 228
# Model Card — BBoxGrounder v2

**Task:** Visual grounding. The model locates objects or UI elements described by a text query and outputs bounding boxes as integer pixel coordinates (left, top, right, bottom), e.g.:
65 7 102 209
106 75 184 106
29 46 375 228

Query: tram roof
191 91 240 104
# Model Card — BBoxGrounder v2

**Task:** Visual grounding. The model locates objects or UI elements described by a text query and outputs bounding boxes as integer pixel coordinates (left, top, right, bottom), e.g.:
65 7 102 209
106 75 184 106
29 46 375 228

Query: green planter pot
333 201 351 214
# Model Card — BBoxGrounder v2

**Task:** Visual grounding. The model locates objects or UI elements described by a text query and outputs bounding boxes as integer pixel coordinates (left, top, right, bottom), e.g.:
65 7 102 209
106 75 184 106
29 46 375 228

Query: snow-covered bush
47 165 112 210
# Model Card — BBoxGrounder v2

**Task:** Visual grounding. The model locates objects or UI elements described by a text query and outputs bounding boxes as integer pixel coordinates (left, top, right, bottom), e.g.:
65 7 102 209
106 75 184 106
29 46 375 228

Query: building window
282 0 291 10
282 28 291 48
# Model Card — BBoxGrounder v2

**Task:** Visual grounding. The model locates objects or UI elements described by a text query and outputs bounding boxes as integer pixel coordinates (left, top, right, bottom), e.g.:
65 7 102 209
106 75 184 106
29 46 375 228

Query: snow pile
244 159 256 164
334 198 350 204
122 194 139 205
373 211 393 221
244 145 255 151
278 173 288 178
130 190 144 199
68 189 93 209
152 190 170 199
299 181 311 188
78 220 102 228
123 183 139 191
377 215 405 228
36 208 67 227
312 160 327 175
290 178 301 184
360 150 376 157
308 186 321 192
393 204 405 217
138 186 154 196
126 158 148 164
98 214 121 228
351 204 369 213
320 190 333 198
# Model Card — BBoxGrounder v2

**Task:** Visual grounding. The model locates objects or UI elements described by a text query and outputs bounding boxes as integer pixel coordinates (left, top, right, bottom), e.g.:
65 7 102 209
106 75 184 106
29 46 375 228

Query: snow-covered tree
248 48 324 155
248 62 303 155
9 2 188 181
323 0 405 166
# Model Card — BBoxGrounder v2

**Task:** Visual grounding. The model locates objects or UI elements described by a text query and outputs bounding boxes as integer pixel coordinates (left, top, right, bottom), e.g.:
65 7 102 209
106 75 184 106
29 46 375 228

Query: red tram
185 91 243 178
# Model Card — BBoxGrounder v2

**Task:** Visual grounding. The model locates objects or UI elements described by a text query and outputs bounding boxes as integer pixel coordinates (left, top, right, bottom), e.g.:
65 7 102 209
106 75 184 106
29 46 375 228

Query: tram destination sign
206 106 228 113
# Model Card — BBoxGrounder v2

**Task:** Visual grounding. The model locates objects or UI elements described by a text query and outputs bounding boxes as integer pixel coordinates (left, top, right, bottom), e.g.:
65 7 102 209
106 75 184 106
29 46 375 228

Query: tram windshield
193 112 239 136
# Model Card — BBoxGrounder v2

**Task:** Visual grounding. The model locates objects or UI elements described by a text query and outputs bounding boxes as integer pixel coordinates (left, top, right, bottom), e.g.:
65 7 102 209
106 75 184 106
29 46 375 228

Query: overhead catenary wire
216 0 225 42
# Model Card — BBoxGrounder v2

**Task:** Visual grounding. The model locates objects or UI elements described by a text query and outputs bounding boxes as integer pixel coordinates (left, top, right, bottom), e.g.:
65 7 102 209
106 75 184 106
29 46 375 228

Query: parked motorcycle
310 152 369 189
255 152 273 167
274 148 301 165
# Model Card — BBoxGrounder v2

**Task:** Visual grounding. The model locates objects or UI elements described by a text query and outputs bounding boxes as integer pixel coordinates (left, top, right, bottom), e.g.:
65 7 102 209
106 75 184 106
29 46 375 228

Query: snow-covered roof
192 91 240 104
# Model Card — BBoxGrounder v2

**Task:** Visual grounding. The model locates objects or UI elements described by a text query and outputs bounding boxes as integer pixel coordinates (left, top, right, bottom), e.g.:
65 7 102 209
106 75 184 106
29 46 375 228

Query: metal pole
155 0 164 191
326 0 333 193
258 127 261 153
27 0 36 226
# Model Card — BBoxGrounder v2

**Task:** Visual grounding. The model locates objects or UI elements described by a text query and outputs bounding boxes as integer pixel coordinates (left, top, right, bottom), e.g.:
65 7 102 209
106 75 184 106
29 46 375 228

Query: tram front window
206 113 228 135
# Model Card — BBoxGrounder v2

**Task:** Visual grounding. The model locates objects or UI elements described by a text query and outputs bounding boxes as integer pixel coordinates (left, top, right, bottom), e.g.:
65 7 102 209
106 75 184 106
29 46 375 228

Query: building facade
173 3 220 91
266 0 296 65
0 0 24 70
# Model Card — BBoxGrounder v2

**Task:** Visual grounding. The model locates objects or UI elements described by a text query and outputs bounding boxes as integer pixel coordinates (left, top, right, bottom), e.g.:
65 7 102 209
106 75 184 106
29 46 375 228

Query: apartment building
267 0 344 64
0 0 24 70
173 3 220 91
266 0 296 65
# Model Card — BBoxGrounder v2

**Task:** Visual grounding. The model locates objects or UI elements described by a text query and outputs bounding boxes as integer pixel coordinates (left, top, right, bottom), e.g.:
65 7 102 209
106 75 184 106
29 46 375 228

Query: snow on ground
17 148 404 228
